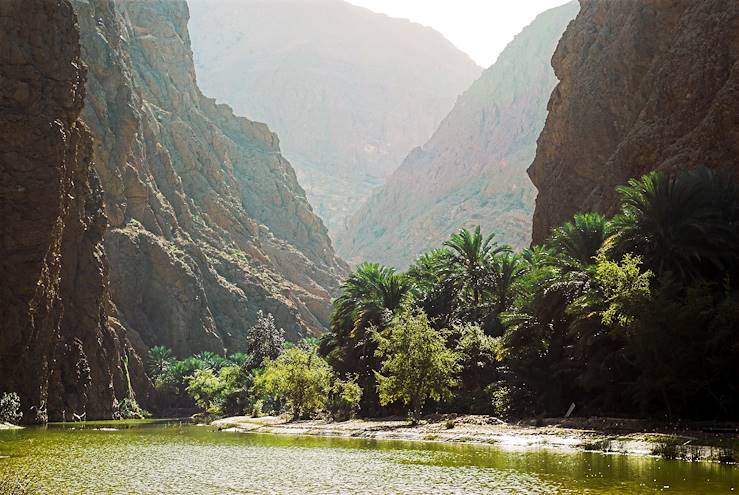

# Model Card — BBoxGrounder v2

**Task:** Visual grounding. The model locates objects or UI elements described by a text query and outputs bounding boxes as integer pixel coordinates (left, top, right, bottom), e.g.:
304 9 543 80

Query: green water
0 420 736 494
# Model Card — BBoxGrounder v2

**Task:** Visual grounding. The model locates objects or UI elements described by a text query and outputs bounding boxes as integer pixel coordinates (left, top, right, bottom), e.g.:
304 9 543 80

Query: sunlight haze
347 0 572 67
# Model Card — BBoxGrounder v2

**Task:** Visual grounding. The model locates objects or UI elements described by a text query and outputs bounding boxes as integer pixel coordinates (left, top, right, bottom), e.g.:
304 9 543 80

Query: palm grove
147 167 737 422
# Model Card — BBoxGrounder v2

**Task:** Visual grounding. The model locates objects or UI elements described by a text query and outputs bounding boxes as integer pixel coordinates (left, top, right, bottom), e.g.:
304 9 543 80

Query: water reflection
0 422 736 494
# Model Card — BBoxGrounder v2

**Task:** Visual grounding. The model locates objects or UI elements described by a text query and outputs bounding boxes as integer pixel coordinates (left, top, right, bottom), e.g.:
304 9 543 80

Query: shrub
326 376 362 421
186 368 225 414
244 311 285 369
374 310 460 422
0 393 22 425
254 347 332 419
117 397 148 420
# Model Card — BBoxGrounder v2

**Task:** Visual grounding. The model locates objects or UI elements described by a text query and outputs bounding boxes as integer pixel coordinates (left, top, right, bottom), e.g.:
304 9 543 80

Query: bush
374 310 460 421
117 397 148 420
488 381 534 420
0 393 22 425
244 311 285 369
186 368 225 414
254 347 332 419
326 376 362 421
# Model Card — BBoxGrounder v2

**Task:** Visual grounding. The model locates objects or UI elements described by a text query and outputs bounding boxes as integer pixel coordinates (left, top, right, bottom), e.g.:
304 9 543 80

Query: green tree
484 252 527 334
326 376 363 420
406 249 458 325
244 311 285 368
186 368 223 413
443 226 510 307
147 345 174 379
321 262 411 414
608 168 736 281
193 351 230 371
452 324 499 413
374 310 460 421
549 212 610 269
254 347 332 419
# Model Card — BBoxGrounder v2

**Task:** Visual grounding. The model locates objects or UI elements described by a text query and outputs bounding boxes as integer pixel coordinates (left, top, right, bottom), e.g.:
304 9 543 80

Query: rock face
71 0 347 355
187 0 482 237
0 0 150 422
529 0 739 244
337 3 578 268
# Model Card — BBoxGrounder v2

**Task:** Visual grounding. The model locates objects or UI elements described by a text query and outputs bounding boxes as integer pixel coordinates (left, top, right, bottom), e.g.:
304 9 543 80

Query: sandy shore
211 414 739 463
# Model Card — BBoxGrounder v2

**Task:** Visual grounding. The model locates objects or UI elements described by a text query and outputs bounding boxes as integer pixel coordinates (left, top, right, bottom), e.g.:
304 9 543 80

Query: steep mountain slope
337 3 578 268
187 0 481 236
529 0 739 243
71 0 347 355
1 0 150 422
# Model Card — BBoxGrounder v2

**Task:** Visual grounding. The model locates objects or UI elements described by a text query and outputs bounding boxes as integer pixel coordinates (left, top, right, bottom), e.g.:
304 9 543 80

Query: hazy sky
346 0 571 67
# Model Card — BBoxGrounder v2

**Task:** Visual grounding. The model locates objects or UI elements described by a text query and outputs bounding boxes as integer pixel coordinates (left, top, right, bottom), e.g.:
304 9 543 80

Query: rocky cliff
187 0 482 237
337 3 578 268
69 0 347 354
0 0 150 422
529 0 739 244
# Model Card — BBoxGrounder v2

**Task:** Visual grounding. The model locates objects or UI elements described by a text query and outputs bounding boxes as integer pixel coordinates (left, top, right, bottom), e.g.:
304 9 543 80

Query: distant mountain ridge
337 2 578 268
187 0 482 237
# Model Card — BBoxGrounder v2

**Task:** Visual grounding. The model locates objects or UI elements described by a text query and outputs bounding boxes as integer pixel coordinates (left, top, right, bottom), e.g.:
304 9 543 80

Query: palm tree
608 168 736 280
487 252 527 315
443 227 510 306
147 345 174 379
499 264 577 415
548 213 610 269
331 263 411 338
406 249 457 324
193 351 229 370
325 262 412 414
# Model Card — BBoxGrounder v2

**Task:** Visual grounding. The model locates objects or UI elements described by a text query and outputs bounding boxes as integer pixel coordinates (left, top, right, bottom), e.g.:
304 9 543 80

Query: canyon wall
338 3 578 268
0 0 150 422
529 0 739 243
71 0 348 354
187 0 482 237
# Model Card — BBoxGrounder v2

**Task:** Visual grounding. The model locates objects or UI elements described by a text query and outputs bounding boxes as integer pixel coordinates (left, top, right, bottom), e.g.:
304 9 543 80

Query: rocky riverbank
212 414 739 463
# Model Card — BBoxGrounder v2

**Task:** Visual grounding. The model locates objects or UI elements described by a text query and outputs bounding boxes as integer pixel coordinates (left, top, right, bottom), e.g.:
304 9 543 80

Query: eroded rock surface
71 0 347 352
0 0 150 422
529 0 739 243
338 3 578 268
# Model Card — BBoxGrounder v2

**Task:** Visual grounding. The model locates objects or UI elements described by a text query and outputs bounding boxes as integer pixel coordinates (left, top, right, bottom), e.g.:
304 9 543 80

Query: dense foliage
147 313 361 420
374 310 460 421
320 167 738 420
0 393 22 425
145 168 736 422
